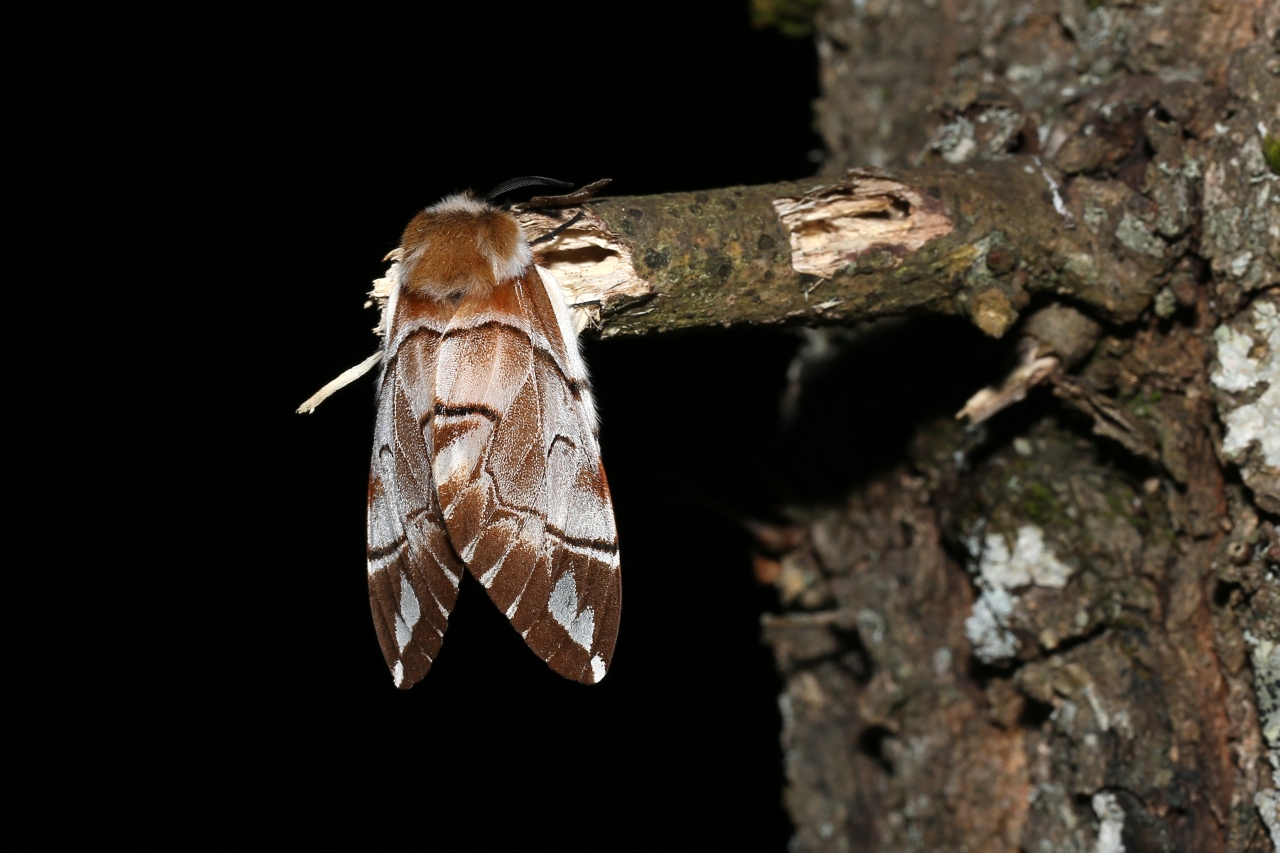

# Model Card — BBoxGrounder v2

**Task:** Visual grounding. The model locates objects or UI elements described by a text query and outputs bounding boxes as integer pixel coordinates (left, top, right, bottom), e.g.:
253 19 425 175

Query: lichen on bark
739 1 1280 851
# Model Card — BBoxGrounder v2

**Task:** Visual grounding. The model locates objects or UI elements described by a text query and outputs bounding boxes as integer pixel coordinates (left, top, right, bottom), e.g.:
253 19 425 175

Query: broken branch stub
586 160 1114 336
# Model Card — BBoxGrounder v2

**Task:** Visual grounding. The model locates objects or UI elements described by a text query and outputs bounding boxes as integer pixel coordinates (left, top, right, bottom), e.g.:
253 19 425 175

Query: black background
119 3 824 847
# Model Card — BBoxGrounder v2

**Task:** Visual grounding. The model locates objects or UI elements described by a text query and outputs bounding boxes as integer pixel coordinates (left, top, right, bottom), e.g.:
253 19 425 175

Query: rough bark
753 2 1279 851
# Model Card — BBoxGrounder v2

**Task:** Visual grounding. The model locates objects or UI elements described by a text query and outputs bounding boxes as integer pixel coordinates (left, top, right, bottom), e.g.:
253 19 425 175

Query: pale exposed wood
771 170 954 279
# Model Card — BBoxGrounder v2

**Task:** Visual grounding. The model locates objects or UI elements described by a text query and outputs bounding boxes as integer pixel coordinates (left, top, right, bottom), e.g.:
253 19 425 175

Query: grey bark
752 2 1279 851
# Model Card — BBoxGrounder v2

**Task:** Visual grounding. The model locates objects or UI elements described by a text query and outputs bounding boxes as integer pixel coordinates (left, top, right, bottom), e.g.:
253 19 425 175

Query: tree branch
539 158 1183 340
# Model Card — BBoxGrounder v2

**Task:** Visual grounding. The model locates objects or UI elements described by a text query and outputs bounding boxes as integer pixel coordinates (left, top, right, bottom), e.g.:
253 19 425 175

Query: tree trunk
753 2 1279 851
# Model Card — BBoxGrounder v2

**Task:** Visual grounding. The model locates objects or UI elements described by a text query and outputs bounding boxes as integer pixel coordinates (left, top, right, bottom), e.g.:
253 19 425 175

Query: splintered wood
771 171 953 278
517 207 651 333
956 337 1060 425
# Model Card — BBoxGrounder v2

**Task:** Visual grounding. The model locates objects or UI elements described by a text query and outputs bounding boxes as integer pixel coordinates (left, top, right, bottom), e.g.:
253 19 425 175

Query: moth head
399 193 533 301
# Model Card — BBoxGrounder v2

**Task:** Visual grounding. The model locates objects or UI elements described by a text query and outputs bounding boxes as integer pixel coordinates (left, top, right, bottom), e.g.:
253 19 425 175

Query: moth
363 183 620 688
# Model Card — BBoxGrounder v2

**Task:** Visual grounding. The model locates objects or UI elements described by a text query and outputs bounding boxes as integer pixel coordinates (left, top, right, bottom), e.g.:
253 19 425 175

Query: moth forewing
366 290 463 688
366 192 619 688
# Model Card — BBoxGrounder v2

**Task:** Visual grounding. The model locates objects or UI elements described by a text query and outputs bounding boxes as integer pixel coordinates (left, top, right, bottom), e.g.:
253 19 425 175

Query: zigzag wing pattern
367 293 466 688
431 266 620 684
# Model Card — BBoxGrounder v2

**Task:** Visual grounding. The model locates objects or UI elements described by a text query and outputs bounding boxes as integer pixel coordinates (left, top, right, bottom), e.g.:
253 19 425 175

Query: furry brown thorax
398 194 532 301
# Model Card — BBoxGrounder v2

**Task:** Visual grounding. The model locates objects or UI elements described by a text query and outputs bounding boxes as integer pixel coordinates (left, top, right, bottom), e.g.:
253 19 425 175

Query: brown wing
430 266 620 684
367 292 466 689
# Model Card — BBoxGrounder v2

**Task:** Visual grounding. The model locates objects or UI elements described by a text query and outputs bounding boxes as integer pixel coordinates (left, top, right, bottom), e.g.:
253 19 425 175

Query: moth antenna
524 178 612 209
485 176 575 204
529 210 586 246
